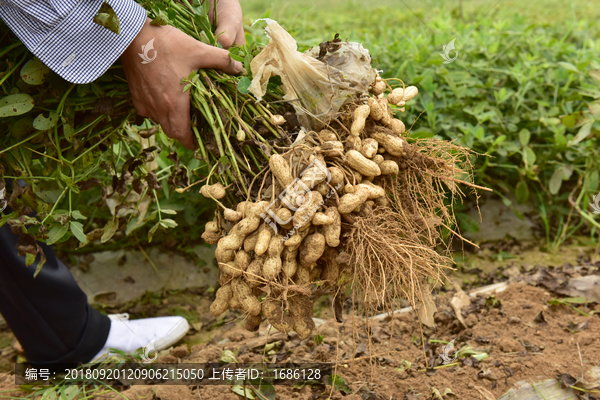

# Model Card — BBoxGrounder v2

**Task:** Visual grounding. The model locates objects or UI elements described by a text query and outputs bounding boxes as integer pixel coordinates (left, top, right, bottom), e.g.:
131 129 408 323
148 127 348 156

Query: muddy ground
0 244 599 399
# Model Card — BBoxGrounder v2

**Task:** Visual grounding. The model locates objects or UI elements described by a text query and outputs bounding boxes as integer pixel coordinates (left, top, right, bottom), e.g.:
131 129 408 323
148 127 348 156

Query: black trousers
0 221 111 364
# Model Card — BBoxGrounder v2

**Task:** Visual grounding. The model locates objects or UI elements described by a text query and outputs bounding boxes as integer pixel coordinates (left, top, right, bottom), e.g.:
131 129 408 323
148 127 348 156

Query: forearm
0 0 146 84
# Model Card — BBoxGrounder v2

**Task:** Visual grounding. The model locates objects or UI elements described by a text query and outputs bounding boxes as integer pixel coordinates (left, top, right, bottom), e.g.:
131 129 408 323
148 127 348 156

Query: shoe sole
154 318 190 351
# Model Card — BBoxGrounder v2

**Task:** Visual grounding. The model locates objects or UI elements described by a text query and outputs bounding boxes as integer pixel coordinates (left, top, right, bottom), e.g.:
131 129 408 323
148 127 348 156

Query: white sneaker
91 314 190 362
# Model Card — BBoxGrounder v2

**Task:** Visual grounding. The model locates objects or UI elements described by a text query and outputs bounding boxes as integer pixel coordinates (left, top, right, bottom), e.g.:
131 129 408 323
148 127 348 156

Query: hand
121 2 244 149
209 0 245 48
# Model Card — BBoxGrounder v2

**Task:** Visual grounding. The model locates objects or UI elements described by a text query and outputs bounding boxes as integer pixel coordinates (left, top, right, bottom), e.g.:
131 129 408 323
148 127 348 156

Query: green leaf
486 295 501 309
455 212 479 233
548 298 589 316
20 58 50 85
561 165 574 181
584 171 599 193
515 181 529 204
46 224 69 245
557 61 579 73
568 121 592 146
150 9 169 26
313 334 323 345
9 117 34 139
518 129 530 147
228 50 245 63
33 112 59 130
71 210 87 220
0 93 34 117
219 349 238 363
93 1 121 34
549 168 563 195
523 147 536 167
101 218 119 244
562 297 587 304
62 117 75 142
589 101 600 120
395 359 412 372
42 389 57 400
238 77 252 94
148 222 160 243
25 252 36 267
62 385 79 400
244 47 254 78
590 69 600 82
492 134 507 147
193 14 215 44
35 181 63 203
251 382 277 400
328 374 351 395
561 111 588 128
159 218 178 228
70 221 87 244
232 386 255 399
160 209 177 215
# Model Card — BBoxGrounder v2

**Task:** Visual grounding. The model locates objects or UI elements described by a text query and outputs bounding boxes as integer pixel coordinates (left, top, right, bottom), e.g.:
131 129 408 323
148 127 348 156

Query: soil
1 270 599 399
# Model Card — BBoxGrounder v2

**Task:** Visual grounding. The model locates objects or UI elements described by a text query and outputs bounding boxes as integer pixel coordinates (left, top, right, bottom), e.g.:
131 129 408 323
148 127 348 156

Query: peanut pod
360 138 379 159
323 207 341 247
345 150 381 177
210 284 233 317
289 295 316 340
292 191 323 231
299 232 326 268
232 278 261 316
269 154 293 188
262 299 294 333
370 132 404 156
200 183 226 199
350 104 370 136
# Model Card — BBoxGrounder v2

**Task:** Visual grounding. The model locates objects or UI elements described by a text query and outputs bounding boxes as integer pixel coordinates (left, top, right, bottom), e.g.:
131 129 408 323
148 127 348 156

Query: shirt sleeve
0 0 147 84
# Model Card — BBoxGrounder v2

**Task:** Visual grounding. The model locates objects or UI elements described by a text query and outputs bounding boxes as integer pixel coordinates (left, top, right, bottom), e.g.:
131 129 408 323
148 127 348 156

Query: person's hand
121 1 244 149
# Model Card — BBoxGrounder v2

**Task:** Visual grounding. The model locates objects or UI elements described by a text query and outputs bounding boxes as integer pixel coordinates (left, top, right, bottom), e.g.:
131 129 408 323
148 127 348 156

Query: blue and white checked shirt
0 0 147 84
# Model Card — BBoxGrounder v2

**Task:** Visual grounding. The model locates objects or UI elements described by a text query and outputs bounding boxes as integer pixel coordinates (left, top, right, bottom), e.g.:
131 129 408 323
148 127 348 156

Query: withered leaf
145 171 161 190
93 98 113 115
78 178 101 191
127 159 143 174
132 177 145 194
85 228 104 242
16 233 37 256
333 292 344 323
533 311 547 326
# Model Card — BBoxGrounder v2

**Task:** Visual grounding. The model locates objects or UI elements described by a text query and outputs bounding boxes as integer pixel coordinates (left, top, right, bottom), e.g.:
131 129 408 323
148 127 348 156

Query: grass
242 0 600 41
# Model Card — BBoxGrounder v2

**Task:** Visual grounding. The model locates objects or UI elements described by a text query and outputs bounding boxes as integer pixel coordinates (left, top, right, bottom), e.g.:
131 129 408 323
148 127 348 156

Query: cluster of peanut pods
201 77 419 339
